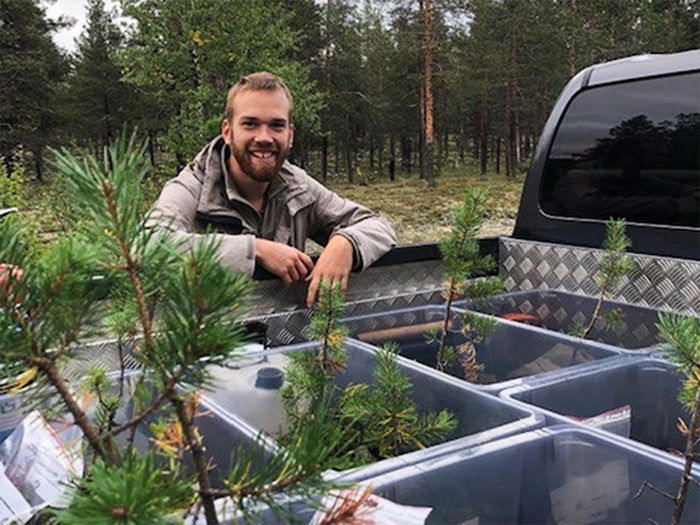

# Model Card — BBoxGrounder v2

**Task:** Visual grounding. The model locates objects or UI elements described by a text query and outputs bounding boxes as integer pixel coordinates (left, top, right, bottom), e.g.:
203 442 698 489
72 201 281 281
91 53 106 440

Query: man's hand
306 235 354 308
255 239 314 285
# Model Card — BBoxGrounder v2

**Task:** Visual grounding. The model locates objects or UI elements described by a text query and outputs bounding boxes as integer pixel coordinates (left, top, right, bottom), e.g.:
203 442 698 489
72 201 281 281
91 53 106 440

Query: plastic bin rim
500 354 679 399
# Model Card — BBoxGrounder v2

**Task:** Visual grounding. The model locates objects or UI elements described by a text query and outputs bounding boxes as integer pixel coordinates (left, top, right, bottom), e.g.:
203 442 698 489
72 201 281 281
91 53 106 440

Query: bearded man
147 72 396 307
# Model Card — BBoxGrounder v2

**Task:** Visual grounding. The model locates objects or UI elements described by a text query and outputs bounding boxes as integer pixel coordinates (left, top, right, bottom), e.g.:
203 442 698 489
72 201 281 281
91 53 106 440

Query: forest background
1 0 698 247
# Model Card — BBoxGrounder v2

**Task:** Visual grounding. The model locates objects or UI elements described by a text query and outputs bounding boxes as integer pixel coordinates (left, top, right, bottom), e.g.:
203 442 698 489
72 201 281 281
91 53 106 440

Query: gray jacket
146 137 396 276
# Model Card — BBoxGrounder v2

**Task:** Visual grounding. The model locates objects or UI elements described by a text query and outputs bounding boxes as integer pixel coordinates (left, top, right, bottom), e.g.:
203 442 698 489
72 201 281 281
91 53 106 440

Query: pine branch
579 219 633 339
171 392 219 525
435 190 500 373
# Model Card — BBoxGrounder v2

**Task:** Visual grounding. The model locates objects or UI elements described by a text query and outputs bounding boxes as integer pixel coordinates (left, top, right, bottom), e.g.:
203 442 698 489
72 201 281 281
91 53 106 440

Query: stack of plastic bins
502 357 691 458
455 290 674 352
342 305 623 394
201 339 543 480
245 426 700 525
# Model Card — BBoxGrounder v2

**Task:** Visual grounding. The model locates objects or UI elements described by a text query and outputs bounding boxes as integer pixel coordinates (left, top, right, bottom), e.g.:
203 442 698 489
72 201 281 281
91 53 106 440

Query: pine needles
1 132 350 525
434 189 503 378
636 314 700 525
572 218 634 339
282 282 457 470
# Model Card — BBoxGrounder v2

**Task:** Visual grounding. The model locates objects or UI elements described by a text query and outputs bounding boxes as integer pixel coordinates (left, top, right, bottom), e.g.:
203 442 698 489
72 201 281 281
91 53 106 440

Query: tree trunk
420 0 435 185
334 142 339 174
321 136 328 183
567 0 578 78
495 136 501 175
505 0 519 179
148 131 156 167
33 146 43 181
369 137 375 171
401 136 411 173
345 140 353 183
479 99 488 177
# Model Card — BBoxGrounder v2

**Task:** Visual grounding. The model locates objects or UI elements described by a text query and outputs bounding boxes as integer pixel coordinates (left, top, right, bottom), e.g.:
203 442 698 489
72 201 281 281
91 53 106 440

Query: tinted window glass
540 73 699 228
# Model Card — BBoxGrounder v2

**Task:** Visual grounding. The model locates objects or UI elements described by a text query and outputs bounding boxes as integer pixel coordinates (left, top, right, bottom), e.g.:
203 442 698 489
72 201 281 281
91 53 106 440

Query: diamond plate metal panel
500 238 700 315
248 260 444 317
251 288 445 346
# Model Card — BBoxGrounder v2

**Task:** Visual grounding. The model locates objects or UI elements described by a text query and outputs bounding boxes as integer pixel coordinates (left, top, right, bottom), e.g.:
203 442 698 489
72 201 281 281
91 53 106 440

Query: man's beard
230 132 289 182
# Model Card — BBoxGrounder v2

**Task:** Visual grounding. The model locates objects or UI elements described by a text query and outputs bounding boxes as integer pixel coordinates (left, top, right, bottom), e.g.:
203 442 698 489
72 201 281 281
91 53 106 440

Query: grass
14 154 525 249
323 162 525 244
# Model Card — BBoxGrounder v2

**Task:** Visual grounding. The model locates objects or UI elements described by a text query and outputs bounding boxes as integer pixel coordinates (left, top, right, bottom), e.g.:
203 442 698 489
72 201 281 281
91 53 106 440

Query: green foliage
0 147 25 209
59 0 136 150
440 190 497 283
435 189 502 375
53 451 193 525
225 398 352 523
117 0 322 162
282 285 456 470
0 0 68 175
340 344 456 460
655 312 700 525
1 132 323 524
658 314 700 412
575 218 634 340
597 219 634 297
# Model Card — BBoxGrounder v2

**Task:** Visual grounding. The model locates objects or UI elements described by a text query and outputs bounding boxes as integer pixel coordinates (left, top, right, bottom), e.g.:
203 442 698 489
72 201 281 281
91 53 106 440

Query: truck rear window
540 72 699 228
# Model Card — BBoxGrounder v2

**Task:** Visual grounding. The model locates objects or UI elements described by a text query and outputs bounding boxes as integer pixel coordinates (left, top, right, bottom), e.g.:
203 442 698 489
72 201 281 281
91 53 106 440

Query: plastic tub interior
456 289 678 351
244 426 700 525
342 305 622 393
503 357 691 456
0 374 270 490
202 338 542 478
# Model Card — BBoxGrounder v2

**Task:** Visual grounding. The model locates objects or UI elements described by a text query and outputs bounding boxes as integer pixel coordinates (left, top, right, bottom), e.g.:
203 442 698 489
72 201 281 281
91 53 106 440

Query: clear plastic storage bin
455 289 680 351
342 305 622 393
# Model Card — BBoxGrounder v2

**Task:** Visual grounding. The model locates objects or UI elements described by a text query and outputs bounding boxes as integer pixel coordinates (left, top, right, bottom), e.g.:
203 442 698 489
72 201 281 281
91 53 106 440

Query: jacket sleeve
144 150 257 276
305 176 397 270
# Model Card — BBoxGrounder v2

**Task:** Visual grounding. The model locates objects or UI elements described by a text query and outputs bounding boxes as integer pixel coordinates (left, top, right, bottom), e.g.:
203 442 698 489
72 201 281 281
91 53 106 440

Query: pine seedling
658 314 700 525
571 218 634 339
222 396 354 524
282 281 348 424
1 133 343 525
53 451 194 525
340 344 457 459
435 190 503 377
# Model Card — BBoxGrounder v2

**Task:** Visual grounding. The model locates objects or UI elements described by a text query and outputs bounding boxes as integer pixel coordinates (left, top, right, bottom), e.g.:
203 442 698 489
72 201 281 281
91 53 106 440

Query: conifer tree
572 218 634 339
434 189 503 377
0 133 347 524
282 282 456 468
635 314 700 525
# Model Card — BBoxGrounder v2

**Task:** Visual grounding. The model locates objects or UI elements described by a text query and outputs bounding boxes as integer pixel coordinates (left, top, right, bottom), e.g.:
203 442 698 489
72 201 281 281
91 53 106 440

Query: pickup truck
1 49 698 524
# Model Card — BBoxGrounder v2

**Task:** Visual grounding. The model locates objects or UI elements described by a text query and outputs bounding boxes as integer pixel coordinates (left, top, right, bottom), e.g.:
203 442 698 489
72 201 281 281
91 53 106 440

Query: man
147 72 396 307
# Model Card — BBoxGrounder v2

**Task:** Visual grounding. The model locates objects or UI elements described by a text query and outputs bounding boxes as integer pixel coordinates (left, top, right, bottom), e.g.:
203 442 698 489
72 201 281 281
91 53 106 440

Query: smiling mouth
249 151 276 159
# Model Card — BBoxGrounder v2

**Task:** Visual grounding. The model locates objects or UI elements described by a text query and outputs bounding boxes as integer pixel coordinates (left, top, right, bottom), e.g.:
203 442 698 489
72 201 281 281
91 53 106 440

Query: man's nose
254 126 273 144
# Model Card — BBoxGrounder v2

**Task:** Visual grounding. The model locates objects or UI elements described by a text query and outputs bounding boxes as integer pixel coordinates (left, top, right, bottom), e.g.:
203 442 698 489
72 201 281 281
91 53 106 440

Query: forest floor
323 163 526 245
16 157 525 249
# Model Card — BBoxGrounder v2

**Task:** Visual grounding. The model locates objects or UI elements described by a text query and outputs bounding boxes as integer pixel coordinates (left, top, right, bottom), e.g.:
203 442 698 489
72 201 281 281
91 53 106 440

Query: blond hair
225 72 294 122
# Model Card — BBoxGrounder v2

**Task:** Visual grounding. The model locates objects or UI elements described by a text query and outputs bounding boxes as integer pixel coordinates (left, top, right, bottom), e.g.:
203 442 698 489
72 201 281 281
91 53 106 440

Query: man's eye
271 123 286 131
241 122 256 129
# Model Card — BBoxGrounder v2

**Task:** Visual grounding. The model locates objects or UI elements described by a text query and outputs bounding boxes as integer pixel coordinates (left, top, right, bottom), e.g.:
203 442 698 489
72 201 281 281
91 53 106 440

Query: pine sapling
340 344 457 459
282 283 457 469
572 218 634 339
435 190 503 378
281 281 349 424
643 313 700 525
1 134 347 525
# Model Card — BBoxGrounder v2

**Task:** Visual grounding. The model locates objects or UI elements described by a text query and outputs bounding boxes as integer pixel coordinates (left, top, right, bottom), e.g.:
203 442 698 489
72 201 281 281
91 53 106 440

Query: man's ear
288 124 295 148
222 119 232 145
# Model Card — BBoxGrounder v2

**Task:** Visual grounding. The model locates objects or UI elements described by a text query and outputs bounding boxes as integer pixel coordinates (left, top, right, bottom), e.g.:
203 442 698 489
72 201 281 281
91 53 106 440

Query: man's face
222 89 293 183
